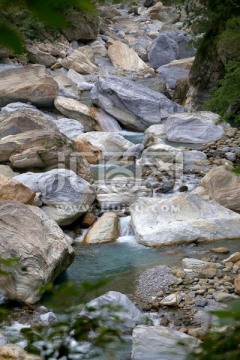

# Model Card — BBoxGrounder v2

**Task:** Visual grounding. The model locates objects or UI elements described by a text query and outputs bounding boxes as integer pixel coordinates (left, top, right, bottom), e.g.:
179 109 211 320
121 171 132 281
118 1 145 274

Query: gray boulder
132 325 199 360
0 109 58 139
91 76 184 131
53 118 84 139
14 169 95 225
0 201 74 304
157 65 189 89
166 111 225 143
81 291 142 333
148 31 195 69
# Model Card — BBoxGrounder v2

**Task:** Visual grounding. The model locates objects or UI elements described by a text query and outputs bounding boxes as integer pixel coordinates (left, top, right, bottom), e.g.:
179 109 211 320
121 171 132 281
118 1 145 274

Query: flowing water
64 217 240 301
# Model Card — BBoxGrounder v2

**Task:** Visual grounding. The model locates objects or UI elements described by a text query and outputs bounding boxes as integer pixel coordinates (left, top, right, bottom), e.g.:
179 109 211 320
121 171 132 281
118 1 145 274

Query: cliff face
185 1 240 118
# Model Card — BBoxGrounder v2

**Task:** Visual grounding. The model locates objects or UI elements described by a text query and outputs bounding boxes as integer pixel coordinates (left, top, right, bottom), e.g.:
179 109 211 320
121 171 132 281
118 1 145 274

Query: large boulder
132 325 199 360
166 111 225 143
0 109 58 139
91 76 184 131
61 48 98 74
62 9 99 41
0 201 75 304
0 175 36 204
148 31 195 69
84 212 119 244
14 169 95 226
0 130 92 181
130 194 240 247
199 165 240 212
81 291 142 333
76 132 134 158
138 142 208 175
108 41 148 72
96 177 151 210
138 142 183 178
54 96 121 132
0 65 58 107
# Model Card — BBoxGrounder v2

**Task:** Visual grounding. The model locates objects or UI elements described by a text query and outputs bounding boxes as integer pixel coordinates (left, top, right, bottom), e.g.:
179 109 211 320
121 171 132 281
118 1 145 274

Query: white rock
130 194 240 247
144 124 166 136
81 291 142 333
160 294 178 306
77 132 134 157
108 40 148 72
39 312 57 325
132 325 199 360
166 111 225 143
182 258 210 270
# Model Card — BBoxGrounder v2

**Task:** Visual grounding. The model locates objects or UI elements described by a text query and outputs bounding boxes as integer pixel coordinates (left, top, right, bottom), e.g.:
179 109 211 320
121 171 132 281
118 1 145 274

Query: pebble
195 289 205 295
232 265 239 273
160 293 178 306
213 292 234 302
207 288 215 294
195 299 208 307
225 152 236 162
39 312 57 326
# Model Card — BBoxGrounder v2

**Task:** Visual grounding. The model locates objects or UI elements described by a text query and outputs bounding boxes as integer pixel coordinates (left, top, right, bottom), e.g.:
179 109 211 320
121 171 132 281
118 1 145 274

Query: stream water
63 217 240 302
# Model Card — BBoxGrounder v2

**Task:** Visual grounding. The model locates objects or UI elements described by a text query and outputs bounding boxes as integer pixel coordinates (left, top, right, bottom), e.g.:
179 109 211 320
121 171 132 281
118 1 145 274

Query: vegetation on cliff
177 0 240 123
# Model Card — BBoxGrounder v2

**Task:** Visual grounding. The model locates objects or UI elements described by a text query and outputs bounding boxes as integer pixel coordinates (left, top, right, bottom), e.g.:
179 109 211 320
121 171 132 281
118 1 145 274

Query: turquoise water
64 237 240 301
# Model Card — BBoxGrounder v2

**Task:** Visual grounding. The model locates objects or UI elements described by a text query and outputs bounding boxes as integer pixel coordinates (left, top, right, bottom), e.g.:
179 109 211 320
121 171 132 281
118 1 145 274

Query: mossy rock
61 8 99 41
0 6 99 45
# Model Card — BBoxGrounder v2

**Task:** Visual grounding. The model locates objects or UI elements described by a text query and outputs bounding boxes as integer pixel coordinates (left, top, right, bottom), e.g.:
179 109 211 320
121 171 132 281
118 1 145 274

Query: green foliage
204 62 240 123
0 0 104 53
188 300 240 360
232 168 240 175
20 280 125 359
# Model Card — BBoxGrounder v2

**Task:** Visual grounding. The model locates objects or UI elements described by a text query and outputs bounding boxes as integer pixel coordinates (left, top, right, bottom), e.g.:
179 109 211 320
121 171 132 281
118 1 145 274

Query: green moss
0 8 48 41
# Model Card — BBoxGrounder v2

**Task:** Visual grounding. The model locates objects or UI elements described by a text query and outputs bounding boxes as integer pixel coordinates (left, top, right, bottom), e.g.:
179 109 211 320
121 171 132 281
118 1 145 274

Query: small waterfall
119 216 135 237
75 229 89 243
